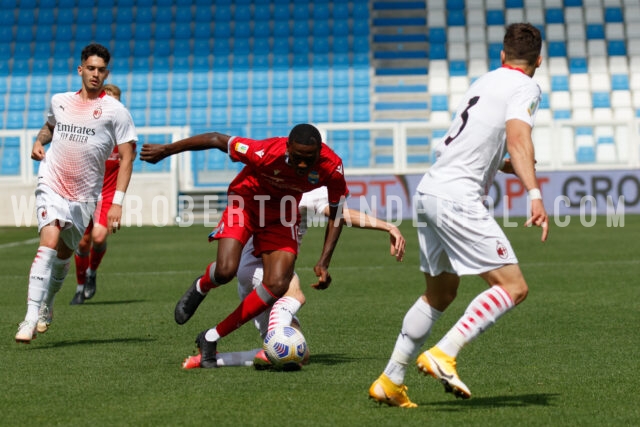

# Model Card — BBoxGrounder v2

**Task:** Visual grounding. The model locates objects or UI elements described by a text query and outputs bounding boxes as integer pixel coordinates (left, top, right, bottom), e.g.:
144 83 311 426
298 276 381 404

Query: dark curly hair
80 43 111 65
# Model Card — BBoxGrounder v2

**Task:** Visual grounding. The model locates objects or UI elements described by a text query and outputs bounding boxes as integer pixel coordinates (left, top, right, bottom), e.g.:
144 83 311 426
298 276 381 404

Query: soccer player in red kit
140 123 349 368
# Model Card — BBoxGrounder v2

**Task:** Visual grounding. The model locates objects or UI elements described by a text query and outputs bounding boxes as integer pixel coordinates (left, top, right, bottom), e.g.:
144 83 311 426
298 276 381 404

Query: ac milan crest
496 240 508 259
93 106 102 119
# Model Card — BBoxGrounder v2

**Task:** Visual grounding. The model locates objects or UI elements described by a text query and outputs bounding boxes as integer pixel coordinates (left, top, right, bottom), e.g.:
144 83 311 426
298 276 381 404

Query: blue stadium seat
7 94 24 111
169 108 187 126
611 74 629 91
548 41 567 57
1 146 20 175
250 106 269 125
95 9 113 25
486 10 505 25
604 7 623 23
149 109 167 126
592 92 611 108
10 76 28 94
429 43 447 60
253 21 270 38
155 6 173 23
150 92 168 109
5 111 24 129
209 107 228 126
135 7 153 23
230 108 248 125
569 58 588 74
587 24 605 38
210 91 228 107
208 73 227 91
191 91 209 108
271 106 290 124
545 8 564 24
191 72 210 91
129 108 147 126
271 88 289 106
28 93 46 111
251 89 269 107
154 23 172 40
35 27 54 43
131 74 149 92
290 104 308 123
293 3 310 20
171 73 189 91
189 108 208 126
607 40 626 56
170 90 188 109
551 75 569 91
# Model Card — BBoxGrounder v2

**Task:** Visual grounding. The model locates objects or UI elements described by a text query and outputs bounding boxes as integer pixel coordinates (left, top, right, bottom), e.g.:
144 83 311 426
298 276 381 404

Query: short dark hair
81 43 111 65
288 124 322 147
503 23 542 67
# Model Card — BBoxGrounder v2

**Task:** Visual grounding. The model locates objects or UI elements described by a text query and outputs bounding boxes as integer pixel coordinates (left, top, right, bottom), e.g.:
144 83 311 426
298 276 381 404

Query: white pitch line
0 237 39 250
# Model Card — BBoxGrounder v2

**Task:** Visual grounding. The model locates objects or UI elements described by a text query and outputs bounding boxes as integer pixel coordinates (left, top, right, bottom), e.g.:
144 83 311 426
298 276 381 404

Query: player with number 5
370 23 549 407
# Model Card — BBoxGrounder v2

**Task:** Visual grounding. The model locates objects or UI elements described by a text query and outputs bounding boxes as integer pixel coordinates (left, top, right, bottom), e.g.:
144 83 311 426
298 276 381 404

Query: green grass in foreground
0 216 638 426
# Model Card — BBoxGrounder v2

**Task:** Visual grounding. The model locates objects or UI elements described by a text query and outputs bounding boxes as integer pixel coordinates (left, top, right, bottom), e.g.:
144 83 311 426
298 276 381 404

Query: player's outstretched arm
506 119 549 242
140 132 231 164
31 123 54 161
341 208 405 262
312 205 345 290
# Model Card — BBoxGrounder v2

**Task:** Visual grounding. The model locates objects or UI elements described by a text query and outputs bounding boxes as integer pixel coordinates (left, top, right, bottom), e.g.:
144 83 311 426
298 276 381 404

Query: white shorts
35 184 94 250
415 193 518 276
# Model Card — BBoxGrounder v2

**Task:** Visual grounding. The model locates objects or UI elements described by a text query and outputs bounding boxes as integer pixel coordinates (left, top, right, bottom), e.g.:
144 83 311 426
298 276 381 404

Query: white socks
384 297 442 385
268 296 302 331
25 246 57 322
437 286 514 358
43 256 71 308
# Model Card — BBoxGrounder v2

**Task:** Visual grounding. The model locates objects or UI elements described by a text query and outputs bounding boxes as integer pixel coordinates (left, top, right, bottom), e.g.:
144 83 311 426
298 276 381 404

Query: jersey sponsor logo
235 143 249 154
307 171 319 184
496 240 508 259
93 106 102 119
255 149 265 158
528 98 540 116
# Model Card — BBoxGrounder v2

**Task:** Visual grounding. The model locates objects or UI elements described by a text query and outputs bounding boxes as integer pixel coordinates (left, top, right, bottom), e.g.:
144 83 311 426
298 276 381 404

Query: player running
369 23 549 407
16 44 137 342
140 124 349 368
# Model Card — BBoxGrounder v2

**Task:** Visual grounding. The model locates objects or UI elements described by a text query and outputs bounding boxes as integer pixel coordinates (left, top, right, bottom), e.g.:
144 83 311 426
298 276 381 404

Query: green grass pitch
0 216 638 426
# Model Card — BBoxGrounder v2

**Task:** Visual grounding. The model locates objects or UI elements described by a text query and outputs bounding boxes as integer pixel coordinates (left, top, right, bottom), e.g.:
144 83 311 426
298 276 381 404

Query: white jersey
417 66 541 201
37 91 137 202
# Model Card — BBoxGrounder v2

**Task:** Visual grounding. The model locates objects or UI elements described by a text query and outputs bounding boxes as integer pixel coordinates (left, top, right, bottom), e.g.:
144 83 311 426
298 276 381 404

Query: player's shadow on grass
425 393 559 410
309 353 358 366
31 337 155 349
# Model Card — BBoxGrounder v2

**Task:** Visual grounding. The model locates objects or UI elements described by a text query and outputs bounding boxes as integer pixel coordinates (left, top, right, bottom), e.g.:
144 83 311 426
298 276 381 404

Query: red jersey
227 136 349 207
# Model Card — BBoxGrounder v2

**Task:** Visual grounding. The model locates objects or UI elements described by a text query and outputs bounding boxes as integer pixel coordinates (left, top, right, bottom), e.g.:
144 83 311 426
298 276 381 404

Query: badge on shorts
38 207 48 221
496 240 508 259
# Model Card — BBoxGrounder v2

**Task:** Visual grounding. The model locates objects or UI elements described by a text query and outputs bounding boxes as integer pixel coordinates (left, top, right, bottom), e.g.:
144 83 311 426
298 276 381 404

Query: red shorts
208 195 300 256
84 163 118 235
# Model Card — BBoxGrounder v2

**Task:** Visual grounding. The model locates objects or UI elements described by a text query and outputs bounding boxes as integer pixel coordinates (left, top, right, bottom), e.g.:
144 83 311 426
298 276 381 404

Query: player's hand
388 225 405 262
311 265 332 290
140 144 167 164
31 141 46 161
107 204 123 235
524 199 549 242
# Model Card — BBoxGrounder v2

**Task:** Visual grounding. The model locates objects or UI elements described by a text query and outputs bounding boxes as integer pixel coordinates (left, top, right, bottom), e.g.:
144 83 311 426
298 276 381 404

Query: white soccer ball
263 326 309 366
